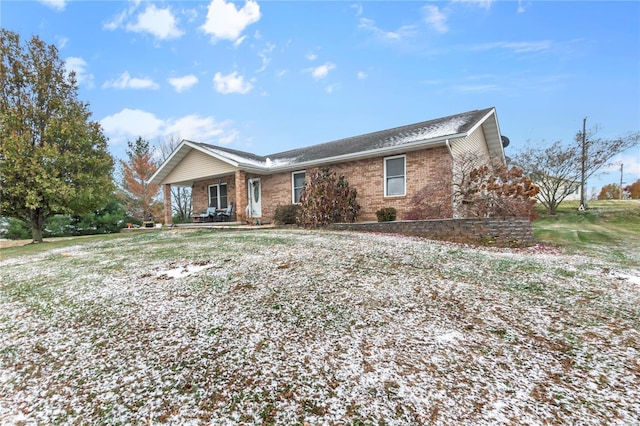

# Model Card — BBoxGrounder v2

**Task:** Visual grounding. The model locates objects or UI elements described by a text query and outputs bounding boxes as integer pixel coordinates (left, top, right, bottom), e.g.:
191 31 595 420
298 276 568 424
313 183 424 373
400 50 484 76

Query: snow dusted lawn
1 229 639 425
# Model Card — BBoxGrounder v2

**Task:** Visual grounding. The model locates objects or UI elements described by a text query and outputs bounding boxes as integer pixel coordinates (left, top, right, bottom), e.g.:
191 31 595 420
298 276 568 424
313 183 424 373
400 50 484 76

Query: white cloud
64 57 94 88
517 0 528 13
358 17 417 42
452 0 494 10
164 115 229 142
168 75 199 93
104 2 142 32
606 151 640 178
56 36 69 49
472 41 552 53
100 109 237 147
357 71 367 80
257 43 276 72
219 129 239 145
308 62 335 80
306 52 318 61
276 70 287 77
201 0 261 43
39 0 66 11
423 5 448 33
213 71 253 94
351 4 363 17
103 71 159 90
126 4 184 40
100 109 165 142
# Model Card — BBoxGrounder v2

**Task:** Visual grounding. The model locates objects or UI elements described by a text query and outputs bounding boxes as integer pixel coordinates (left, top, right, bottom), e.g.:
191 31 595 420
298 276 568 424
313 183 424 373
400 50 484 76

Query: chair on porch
198 207 217 222
217 203 233 222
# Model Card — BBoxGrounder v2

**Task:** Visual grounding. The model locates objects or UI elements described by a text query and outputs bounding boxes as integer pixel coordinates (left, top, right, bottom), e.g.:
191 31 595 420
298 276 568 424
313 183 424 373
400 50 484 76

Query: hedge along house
150 107 507 225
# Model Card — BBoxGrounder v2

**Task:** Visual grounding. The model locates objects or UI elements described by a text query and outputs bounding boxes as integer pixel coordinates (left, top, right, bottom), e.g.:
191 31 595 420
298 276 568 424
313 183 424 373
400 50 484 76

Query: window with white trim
208 183 228 209
384 155 406 197
292 171 306 203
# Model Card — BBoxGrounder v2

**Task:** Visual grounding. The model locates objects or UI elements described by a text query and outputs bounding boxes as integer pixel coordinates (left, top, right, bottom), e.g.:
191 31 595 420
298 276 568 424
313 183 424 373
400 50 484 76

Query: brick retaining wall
330 217 535 247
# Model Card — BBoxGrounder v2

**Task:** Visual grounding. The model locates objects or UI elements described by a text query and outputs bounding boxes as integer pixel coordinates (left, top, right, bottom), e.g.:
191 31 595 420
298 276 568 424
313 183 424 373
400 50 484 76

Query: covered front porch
163 171 267 226
151 141 269 226
162 169 249 226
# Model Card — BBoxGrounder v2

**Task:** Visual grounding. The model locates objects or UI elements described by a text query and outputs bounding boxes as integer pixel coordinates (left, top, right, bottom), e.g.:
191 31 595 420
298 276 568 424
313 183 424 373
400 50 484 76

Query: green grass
0 232 138 258
532 199 640 266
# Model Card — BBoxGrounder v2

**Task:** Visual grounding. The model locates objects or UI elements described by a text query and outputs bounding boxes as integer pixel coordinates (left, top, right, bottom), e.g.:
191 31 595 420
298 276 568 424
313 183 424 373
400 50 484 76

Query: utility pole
580 117 587 210
620 163 624 200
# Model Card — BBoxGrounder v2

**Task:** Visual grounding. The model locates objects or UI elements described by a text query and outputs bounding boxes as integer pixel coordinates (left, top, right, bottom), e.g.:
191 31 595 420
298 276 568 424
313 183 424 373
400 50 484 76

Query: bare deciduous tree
513 128 639 214
158 135 192 223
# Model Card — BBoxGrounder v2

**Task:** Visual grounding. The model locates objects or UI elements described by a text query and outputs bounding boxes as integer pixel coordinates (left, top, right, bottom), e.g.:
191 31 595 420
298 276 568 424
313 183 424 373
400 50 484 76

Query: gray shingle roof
189 107 494 168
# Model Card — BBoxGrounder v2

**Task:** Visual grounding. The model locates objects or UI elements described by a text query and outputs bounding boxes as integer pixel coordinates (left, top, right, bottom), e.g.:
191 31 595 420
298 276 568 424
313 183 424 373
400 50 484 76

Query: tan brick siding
189 146 453 223
191 175 237 216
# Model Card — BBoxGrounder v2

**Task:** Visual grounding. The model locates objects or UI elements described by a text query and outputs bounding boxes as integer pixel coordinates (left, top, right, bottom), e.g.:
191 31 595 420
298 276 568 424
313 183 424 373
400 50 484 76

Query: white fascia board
466 108 496 135
149 139 190 184
465 108 506 165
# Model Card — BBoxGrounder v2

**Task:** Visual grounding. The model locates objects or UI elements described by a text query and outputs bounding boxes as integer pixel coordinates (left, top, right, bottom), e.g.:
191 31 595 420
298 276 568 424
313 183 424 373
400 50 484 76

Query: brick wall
191 175 237 215
330 217 535 247
260 172 293 220
189 146 453 223
260 147 452 222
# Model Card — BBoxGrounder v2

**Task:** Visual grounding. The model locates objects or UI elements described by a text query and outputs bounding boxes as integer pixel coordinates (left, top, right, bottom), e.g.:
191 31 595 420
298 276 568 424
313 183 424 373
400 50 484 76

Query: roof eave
267 133 467 172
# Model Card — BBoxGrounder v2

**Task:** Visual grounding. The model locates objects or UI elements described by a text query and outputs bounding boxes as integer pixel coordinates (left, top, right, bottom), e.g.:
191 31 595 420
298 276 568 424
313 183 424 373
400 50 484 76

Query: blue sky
3 0 639 193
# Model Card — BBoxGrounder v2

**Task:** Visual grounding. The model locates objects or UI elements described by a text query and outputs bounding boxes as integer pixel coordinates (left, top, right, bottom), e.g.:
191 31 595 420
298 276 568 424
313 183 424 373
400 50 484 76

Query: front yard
1 228 639 424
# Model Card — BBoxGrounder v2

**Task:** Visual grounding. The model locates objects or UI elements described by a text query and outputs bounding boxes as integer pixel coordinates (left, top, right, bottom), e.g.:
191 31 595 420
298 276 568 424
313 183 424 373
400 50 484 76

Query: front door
248 178 262 218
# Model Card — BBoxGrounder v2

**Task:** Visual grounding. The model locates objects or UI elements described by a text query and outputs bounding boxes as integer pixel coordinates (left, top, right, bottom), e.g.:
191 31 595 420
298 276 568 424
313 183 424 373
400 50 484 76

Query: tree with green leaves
513 128 639 214
120 137 163 222
0 29 114 243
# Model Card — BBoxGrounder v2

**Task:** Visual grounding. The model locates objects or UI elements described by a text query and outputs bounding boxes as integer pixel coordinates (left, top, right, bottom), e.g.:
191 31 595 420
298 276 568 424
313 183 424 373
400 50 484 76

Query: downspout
444 139 458 218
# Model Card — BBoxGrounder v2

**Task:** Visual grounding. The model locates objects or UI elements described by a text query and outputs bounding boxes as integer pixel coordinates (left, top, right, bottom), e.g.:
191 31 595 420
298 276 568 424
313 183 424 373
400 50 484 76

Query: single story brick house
150 107 507 225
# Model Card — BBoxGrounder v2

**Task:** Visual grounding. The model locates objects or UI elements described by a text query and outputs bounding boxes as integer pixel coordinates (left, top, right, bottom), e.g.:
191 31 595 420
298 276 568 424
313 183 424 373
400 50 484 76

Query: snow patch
435 330 463 344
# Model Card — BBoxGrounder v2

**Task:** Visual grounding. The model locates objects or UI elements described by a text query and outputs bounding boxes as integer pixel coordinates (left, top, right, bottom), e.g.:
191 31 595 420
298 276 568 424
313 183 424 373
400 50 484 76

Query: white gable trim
150 140 240 185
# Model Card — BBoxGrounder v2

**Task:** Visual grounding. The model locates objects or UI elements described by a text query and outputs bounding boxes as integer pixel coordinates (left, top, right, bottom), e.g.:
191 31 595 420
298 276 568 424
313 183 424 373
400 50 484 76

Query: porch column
235 170 247 223
163 184 172 226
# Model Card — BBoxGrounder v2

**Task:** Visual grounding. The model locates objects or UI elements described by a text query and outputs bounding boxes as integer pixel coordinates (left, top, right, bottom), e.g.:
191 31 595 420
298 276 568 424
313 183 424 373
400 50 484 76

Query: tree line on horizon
1 30 638 242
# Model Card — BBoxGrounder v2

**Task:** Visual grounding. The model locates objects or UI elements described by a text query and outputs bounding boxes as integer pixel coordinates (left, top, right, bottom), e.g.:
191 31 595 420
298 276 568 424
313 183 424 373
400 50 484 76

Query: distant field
1 224 638 424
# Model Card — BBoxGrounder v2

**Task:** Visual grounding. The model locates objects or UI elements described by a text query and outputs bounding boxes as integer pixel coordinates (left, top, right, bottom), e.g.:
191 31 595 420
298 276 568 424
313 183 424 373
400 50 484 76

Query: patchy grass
1 228 639 424
533 199 640 267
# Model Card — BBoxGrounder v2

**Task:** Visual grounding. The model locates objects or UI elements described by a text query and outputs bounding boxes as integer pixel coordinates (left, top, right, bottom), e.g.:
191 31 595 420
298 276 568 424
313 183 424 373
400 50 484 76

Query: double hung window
208 183 228 209
292 171 306 203
384 155 406 197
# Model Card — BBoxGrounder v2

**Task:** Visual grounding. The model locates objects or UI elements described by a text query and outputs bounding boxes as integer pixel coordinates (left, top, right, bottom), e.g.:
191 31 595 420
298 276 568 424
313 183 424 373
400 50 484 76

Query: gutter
238 132 468 174
445 138 453 157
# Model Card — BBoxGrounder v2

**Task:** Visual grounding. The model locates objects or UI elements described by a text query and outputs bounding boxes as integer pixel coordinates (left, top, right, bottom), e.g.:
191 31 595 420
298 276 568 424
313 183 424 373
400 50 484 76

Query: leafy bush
1 217 31 240
459 165 539 219
273 204 301 225
297 167 360 227
376 207 397 222
404 183 453 220
405 159 538 220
